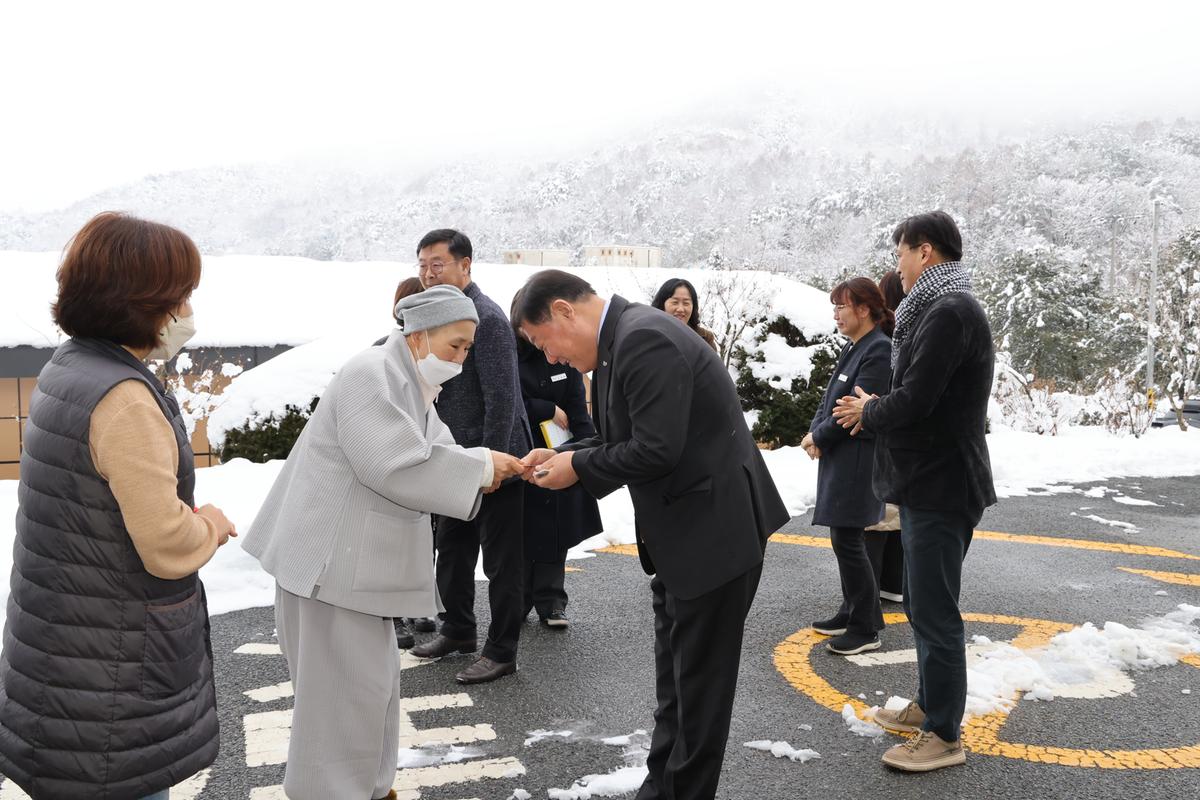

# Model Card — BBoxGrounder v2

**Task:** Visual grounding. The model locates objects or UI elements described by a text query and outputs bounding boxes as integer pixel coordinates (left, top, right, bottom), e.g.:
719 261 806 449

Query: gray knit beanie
394 285 479 333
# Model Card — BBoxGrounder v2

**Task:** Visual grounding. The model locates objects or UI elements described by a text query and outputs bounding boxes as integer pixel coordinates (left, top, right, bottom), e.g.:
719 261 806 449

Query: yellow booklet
539 420 571 448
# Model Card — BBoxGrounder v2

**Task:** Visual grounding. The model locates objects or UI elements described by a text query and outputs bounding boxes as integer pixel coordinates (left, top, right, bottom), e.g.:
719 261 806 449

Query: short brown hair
392 277 424 322
52 212 202 349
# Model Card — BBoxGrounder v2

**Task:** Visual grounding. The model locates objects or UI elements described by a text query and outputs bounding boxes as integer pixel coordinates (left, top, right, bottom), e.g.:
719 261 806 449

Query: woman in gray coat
801 277 894 656
242 286 525 800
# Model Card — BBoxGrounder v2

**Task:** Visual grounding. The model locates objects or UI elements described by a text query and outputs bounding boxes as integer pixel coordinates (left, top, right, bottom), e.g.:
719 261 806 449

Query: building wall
502 249 572 266
582 245 663 268
0 344 291 480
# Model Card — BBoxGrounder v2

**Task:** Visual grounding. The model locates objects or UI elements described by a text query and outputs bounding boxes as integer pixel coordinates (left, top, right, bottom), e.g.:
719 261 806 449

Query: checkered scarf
891 260 973 367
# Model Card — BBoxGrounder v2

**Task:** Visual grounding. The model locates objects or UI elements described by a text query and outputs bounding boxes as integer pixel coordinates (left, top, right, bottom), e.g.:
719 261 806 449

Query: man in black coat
408 229 533 685
834 211 996 773
515 333 603 626
515 270 789 800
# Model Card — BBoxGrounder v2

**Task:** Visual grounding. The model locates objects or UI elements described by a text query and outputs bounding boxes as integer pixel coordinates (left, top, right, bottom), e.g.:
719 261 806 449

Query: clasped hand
831 385 877 436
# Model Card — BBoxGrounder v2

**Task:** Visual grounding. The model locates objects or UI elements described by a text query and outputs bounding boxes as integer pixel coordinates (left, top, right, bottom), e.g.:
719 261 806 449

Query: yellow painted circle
774 612 1200 769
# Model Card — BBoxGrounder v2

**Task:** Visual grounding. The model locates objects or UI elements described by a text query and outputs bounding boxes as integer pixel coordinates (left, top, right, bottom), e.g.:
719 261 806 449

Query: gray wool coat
242 331 489 618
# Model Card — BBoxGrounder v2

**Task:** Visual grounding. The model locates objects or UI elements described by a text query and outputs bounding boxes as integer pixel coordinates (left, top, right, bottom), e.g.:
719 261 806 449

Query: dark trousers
636 563 762 800
865 530 904 596
829 526 884 635
900 505 976 743
435 480 524 663
523 554 568 619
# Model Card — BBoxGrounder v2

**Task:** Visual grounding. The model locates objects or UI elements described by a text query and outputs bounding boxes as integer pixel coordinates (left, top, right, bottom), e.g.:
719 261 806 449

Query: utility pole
1146 199 1160 390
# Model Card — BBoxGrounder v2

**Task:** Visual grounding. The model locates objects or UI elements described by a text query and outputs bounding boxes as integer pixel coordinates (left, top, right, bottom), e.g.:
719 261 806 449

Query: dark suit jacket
809 327 892 528
518 344 603 559
861 293 997 521
562 296 790 600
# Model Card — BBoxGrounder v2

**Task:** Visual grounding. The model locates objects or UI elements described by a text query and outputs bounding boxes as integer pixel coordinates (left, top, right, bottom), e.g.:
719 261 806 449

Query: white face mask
417 335 463 386
147 313 196 361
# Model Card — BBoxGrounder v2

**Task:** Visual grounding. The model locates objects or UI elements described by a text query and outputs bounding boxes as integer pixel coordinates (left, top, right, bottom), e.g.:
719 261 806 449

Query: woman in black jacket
801 277 894 656
511 307 603 627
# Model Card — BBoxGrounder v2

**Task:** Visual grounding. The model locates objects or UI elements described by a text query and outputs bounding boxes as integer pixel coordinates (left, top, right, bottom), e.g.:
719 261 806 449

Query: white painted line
393 756 526 789
397 691 474 713
235 642 282 655
244 680 292 703
397 723 497 748
250 758 521 799
1 769 209 800
244 709 294 767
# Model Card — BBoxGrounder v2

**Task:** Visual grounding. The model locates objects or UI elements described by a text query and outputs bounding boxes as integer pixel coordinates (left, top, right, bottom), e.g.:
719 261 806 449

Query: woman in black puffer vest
0 213 237 800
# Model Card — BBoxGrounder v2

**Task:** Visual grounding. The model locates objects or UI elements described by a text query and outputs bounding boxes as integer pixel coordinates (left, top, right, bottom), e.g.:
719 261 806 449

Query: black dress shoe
408 616 437 633
811 614 849 636
541 610 569 629
410 634 477 659
393 618 414 650
455 656 516 684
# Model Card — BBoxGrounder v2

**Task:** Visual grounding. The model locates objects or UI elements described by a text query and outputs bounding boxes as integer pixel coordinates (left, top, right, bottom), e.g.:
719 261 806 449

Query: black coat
861 293 997 520
564 296 790 600
810 327 892 527
518 344 603 561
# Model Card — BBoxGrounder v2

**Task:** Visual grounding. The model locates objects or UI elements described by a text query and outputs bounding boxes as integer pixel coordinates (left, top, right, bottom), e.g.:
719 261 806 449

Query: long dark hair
878 270 904 314
830 277 895 337
651 278 702 330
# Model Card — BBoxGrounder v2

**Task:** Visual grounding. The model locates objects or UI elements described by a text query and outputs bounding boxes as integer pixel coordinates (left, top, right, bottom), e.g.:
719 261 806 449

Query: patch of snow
841 704 885 738
547 766 650 799
743 740 821 763
1069 512 1139 531
524 729 574 747
1113 496 1160 507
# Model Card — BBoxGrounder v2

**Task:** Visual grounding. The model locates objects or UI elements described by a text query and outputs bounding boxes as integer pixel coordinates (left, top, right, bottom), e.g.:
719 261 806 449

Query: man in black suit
834 211 996 774
515 270 789 800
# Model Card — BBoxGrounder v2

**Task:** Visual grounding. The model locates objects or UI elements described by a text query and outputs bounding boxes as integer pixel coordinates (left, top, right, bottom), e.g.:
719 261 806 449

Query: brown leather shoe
455 656 516 684
410 634 477 659
371 790 398 800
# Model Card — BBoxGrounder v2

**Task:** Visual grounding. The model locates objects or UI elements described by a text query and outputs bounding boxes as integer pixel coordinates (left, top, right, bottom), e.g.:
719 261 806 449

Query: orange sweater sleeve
89 380 219 580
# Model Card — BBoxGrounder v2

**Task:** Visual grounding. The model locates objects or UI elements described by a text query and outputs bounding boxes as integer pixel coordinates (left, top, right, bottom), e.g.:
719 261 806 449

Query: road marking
1 769 210 800
775 612 1200 769
242 653 432 704
244 692 499 767
1118 567 1200 587
604 531 1199 561
247 758 523 800
235 642 283 655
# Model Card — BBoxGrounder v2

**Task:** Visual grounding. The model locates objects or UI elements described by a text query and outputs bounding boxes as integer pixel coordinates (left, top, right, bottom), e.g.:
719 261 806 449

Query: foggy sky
2 0 1198 212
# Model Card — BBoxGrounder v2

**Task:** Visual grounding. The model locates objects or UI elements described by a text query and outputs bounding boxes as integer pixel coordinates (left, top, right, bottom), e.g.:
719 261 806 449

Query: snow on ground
743 740 822 763
547 766 650 800
863 605 1200 726
1 424 1198 629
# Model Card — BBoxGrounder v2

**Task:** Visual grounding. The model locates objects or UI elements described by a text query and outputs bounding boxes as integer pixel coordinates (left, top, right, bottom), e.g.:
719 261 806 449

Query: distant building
582 245 663 268
502 248 572 267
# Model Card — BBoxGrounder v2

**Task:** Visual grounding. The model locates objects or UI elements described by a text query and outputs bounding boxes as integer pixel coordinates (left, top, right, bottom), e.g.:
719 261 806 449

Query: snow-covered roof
0 251 834 349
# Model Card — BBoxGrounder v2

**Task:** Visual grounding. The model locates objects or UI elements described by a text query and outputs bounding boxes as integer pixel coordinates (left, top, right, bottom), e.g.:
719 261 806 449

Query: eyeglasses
417 258 460 274
891 244 923 264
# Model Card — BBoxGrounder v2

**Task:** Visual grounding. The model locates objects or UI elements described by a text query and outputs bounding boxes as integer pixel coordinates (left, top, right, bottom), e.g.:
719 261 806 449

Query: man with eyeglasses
833 210 996 773
408 229 533 685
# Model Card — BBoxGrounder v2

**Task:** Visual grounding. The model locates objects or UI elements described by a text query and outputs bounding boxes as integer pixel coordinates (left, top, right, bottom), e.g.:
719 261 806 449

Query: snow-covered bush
734 315 840 447
1152 225 1200 419
1092 369 1155 438
217 398 318 463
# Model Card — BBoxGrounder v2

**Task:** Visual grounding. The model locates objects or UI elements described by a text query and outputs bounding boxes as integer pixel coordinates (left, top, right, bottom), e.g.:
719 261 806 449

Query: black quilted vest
0 338 219 799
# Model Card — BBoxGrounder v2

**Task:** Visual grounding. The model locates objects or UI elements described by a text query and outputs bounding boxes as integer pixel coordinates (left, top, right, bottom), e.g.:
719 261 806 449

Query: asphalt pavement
3 476 1198 799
